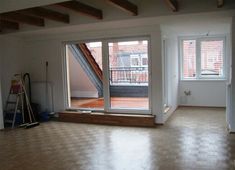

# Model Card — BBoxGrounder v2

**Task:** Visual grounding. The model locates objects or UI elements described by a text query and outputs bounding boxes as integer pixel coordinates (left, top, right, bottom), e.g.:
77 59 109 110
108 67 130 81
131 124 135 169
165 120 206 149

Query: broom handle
21 79 36 122
45 61 49 112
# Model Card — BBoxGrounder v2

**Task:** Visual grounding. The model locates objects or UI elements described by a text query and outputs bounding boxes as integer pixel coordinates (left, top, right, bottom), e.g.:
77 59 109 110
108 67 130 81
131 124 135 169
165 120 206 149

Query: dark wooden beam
0 12 45 27
165 0 178 12
0 20 19 30
107 0 138 16
19 7 70 23
217 0 224 8
56 1 103 19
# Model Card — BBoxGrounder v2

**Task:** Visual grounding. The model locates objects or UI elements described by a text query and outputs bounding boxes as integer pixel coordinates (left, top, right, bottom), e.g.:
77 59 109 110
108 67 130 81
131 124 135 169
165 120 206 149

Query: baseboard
178 105 226 109
71 90 98 98
163 105 178 123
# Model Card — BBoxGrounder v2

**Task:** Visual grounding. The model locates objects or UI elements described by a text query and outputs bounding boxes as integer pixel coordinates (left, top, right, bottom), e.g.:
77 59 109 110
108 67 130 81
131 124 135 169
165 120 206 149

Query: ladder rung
6 101 17 104
4 111 14 115
5 120 13 123
4 110 20 114
9 92 24 95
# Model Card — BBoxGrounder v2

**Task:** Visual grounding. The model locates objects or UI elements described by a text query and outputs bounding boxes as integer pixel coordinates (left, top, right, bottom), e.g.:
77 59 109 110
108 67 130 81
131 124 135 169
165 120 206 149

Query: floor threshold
59 111 155 127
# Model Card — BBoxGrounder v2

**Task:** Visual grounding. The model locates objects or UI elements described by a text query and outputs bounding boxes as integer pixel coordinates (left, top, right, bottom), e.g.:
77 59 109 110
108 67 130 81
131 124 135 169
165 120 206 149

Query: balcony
110 66 148 85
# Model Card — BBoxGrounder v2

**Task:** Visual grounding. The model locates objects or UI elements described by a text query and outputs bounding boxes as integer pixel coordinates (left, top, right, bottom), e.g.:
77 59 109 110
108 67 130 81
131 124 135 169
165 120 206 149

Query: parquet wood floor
1 107 235 170
71 97 149 109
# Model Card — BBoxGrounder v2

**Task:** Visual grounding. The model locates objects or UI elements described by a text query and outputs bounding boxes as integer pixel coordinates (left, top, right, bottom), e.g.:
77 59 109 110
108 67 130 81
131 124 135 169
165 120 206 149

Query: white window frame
179 36 226 80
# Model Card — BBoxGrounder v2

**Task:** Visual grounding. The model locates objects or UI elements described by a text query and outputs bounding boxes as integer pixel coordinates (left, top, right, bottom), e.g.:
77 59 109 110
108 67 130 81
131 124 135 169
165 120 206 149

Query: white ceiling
0 0 234 38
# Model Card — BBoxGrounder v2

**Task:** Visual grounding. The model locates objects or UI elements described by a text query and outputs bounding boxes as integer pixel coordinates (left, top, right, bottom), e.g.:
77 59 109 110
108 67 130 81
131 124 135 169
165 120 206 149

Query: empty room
0 0 235 169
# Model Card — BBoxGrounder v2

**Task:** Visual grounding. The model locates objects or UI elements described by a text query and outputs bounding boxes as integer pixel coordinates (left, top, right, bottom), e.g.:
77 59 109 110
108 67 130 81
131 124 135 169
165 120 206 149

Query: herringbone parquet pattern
0 107 235 170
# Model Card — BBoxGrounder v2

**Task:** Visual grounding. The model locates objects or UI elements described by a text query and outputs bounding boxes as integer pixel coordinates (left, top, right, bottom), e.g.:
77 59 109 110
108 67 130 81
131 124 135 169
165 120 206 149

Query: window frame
179 35 226 81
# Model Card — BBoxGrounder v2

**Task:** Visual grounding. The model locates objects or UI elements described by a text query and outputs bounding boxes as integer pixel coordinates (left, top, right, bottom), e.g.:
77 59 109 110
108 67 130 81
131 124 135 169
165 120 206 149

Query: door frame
62 36 152 115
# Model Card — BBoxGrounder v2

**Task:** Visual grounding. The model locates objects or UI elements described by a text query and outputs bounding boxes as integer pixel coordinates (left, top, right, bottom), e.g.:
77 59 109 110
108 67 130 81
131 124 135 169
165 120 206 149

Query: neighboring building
87 41 149 85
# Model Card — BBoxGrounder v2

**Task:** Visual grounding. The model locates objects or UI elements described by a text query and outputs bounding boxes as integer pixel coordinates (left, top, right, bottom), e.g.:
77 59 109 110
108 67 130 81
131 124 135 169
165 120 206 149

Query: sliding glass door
107 39 150 112
65 37 151 114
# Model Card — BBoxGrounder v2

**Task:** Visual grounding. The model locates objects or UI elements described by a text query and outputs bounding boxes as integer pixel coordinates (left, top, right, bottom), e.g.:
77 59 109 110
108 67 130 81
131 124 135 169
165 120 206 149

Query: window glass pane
200 40 224 77
183 40 196 78
109 41 148 85
67 42 104 110
108 40 149 110
86 42 102 70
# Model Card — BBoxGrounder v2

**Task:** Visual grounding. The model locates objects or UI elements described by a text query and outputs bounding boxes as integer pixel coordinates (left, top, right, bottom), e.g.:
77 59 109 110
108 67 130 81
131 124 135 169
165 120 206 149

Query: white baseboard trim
179 104 226 108
71 90 98 98
163 105 178 123
179 103 226 107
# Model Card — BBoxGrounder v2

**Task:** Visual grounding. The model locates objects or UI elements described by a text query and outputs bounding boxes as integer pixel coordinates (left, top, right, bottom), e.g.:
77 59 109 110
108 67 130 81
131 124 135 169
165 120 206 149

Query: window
130 54 140 67
200 40 224 77
182 40 196 78
141 54 148 67
181 37 225 80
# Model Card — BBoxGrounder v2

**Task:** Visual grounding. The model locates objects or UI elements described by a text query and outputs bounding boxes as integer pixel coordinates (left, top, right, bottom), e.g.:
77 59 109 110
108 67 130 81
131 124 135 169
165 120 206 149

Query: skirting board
71 90 98 98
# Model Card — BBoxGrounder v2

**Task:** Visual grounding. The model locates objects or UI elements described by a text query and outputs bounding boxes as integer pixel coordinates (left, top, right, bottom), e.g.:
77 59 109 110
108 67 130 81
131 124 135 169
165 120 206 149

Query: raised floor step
59 111 156 127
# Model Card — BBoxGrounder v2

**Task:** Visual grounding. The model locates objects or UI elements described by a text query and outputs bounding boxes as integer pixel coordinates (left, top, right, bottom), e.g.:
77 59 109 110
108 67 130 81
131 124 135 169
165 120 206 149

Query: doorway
64 37 151 114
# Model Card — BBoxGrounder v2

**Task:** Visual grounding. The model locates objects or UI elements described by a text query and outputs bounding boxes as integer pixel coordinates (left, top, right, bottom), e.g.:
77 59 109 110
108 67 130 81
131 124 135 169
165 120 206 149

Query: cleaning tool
4 74 39 128
4 77 25 128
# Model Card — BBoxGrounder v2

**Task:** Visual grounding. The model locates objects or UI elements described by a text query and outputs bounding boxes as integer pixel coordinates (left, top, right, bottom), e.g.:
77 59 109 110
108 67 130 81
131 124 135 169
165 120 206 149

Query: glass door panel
66 41 104 111
108 40 149 111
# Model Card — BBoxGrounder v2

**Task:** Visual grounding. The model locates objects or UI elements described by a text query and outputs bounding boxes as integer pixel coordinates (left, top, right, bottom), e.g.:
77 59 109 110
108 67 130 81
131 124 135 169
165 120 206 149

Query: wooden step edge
61 111 155 117
58 111 156 127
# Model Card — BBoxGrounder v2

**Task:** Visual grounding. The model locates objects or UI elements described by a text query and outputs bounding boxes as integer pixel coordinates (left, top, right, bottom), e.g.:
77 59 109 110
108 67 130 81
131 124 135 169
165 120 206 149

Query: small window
141 54 148 67
181 37 225 80
130 55 140 67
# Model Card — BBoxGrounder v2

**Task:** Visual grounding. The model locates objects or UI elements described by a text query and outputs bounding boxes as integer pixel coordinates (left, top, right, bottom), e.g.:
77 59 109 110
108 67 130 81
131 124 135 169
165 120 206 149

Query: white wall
0 10 234 125
178 32 229 107
21 40 65 112
68 47 98 98
162 19 230 108
229 16 235 132
0 37 26 103
179 81 226 107
0 36 27 129
0 41 4 129
0 82 3 129
15 24 162 123
161 35 179 122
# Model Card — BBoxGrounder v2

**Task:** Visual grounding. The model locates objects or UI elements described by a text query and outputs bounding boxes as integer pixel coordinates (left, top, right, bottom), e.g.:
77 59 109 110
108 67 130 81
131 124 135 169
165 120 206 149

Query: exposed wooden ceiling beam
107 0 138 16
0 20 19 30
19 7 70 23
217 0 224 8
56 1 103 19
0 12 45 27
165 0 178 12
